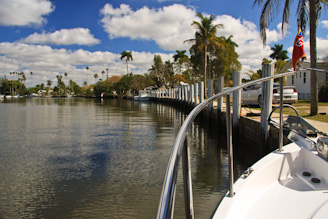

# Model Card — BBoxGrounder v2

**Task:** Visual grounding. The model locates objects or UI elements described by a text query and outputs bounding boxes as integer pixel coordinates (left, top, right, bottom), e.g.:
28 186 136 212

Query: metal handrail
157 71 296 219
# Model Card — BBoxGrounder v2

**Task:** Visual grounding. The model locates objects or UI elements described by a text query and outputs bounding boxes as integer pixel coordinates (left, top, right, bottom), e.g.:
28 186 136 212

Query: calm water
0 98 248 218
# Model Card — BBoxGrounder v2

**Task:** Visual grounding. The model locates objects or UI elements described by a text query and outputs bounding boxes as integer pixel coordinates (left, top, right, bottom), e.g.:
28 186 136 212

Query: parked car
241 83 298 107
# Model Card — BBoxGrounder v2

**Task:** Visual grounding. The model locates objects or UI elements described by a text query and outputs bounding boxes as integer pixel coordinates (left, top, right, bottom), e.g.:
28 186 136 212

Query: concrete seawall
151 97 289 162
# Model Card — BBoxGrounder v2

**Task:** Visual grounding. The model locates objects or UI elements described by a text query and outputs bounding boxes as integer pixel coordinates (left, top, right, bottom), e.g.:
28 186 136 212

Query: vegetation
120 51 133 74
319 81 328 102
270 44 288 61
185 13 224 96
254 0 328 115
271 101 328 123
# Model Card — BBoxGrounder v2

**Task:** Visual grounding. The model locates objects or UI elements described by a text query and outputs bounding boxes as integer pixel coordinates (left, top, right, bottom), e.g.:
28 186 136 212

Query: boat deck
213 142 328 219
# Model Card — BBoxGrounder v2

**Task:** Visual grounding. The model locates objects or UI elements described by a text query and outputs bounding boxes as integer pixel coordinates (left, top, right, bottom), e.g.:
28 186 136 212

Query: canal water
0 98 248 218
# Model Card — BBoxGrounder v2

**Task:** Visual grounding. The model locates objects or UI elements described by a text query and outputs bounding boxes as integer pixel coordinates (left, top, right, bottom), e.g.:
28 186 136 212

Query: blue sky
0 0 327 87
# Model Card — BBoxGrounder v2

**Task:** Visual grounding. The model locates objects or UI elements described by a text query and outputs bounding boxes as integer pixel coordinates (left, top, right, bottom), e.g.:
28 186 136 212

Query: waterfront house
281 59 328 100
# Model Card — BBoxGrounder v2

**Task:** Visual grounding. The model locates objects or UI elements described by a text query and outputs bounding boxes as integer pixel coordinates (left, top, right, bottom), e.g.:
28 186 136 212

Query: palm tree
185 13 224 97
30 72 33 85
47 80 52 94
86 66 89 85
245 70 262 81
120 51 133 74
22 73 26 85
101 70 105 80
64 72 68 88
223 35 239 48
173 50 188 62
173 50 189 75
270 44 288 60
94 74 98 83
254 0 327 115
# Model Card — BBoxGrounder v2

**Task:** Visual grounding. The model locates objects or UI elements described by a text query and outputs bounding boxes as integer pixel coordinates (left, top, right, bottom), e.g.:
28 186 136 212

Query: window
253 84 261 90
303 72 306 83
292 75 295 85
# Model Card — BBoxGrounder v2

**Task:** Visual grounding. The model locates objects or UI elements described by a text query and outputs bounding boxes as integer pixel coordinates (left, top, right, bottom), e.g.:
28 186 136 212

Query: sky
0 0 327 87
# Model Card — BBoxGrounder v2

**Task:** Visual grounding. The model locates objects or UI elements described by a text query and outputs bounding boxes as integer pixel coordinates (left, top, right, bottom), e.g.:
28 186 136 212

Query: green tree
101 70 105 80
94 74 98 84
173 50 189 74
56 75 65 95
244 70 262 81
86 66 89 85
149 54 165 87
270 44 289 60
0 77 10 94
113 73 134 94
185 13 224 97
210 35 241 82
120 51 133 74
254 0 327 115
30 72 33 85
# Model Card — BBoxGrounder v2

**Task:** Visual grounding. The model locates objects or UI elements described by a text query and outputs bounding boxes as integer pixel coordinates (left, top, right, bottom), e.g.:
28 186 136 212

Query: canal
0 98 249 218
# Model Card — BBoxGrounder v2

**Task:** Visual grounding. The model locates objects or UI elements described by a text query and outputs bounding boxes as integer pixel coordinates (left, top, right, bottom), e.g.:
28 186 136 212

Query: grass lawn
281 100 328 123
244 100 328 123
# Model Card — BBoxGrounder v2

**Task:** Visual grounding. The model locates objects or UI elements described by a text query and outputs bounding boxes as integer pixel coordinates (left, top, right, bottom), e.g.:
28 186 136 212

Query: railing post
208 79 213 111
194 83 198 106
184 87 188 102
190 85 194 104
217 76 224 113
226 94 234 197
233 72 241 133
261 63 274 154
182 137 194 219
199 82 204 103
278 77 284 152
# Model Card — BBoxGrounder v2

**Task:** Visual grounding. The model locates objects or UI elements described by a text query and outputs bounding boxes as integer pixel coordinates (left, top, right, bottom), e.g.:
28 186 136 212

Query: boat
156 71 328 219
213 111 328 218
134 89 151 101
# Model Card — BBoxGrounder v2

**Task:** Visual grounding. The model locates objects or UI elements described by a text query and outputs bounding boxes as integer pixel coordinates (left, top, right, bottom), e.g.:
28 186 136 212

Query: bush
319 81 328 102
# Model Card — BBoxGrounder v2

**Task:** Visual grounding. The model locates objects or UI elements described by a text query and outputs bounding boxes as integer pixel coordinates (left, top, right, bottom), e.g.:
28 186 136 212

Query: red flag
292 29 306 71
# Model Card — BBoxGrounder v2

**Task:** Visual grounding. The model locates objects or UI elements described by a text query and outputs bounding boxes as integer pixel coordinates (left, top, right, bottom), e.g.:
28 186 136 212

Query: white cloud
321 20 328 29
0 42 173 87
100 4 282 73
19 28 100 46
0 3 289 87
0 0 54 26
100 4 196 51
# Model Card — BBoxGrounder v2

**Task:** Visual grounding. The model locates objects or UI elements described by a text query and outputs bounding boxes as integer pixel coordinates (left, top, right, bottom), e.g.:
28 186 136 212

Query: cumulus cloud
100 4 196 51
1 3 287 87
19 28 100 46
321 20 328 29
100 4 282 73
0 0 54 26
0 42 173 86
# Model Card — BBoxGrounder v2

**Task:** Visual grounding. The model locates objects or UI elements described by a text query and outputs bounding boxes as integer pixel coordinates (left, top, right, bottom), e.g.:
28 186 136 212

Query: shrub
319 81 328 102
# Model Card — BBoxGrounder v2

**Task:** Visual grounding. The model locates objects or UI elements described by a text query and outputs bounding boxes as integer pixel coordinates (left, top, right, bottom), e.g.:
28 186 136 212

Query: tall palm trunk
309 0 318 115
126 60 129 74
204 44 207 98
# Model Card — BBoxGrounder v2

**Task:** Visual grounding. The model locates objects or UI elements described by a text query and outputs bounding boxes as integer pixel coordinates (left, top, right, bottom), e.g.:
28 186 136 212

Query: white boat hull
134 90 151 101
213 139 328 219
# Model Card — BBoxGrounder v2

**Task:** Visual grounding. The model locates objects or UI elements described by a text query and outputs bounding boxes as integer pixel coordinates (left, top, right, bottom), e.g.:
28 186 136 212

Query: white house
281 60 328 100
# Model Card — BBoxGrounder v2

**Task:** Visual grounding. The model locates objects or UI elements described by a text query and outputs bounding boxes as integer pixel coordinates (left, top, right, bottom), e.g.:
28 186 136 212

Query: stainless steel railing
157 71 297 219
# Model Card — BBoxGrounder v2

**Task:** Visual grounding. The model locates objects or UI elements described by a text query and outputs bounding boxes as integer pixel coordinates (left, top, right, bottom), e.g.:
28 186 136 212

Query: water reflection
0 98 247 218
